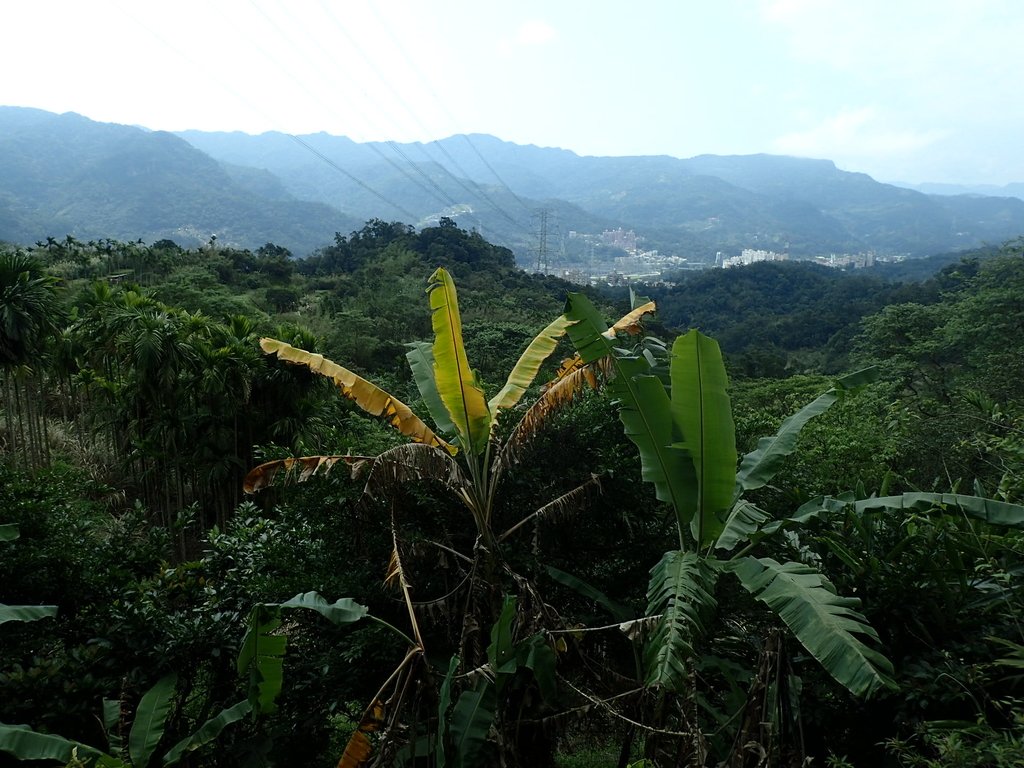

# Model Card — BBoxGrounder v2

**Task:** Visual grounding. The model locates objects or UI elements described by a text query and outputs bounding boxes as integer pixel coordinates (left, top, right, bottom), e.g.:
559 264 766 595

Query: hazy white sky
2 0 1022 184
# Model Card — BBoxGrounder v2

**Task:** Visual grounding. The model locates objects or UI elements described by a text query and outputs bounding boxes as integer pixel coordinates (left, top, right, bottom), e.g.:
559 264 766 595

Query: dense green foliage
1 224 1023 767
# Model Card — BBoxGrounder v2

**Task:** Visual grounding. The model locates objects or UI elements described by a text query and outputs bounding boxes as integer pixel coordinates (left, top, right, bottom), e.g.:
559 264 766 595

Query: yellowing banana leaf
544 356 587 392
609 300 656 336
243 455 357 494
540 302 657 393
337 699 384 768
427 268 491 455
338 732 371 768
536 301 655 399
670 330 736 548
260 338 453 454
500 360 603 466
488 314 574 419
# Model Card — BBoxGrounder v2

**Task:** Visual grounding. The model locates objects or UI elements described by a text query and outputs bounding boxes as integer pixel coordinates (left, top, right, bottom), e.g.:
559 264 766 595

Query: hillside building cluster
546 225 899 287
717 248 789 268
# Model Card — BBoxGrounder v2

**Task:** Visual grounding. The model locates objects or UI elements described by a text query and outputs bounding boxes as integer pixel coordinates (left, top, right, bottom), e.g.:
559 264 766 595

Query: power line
110 0 421 227
287 135 418 221
459 136 534 216
245 0 480 225
115 0 537 249
384 139 461 211
312 1 532 236
241 0 461 216
353 0 535 227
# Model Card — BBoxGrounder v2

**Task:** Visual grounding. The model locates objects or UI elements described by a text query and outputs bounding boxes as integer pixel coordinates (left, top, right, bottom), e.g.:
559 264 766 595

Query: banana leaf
129 673 177 768
545 565 633 623
279 591 369 625
796 492 1024 529
731 556 895 697
427 268 491 455
436 656 460 768
736 367 878 493
565 293 695 538
644 550 720 692
260 337 453 453
162 700 251 766
449 680 497 768
671 330 735 546
714 500 772 552
0 604 57 625
406 341 457 440
488 314 573 418
236 605 287 715
0 723 118 765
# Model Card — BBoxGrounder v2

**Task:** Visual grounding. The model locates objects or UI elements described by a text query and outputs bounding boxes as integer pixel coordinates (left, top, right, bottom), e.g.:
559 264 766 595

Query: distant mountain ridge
0 107 361 253
1 106 1023 261
893 180 1024 200
178 127 1024 259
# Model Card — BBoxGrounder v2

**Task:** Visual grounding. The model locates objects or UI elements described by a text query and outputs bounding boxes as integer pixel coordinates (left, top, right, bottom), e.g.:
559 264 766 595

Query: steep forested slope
0 107 360 253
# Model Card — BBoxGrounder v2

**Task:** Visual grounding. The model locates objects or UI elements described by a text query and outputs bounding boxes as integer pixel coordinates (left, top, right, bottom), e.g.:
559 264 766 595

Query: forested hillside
179 124 1024 258
0 108 361 254
5 107 1024 264
1 224 1023 768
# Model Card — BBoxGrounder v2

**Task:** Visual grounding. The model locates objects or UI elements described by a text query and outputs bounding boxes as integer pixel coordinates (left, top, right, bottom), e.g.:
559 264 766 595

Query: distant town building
812 252 878 269
600 227 639 253
721 249 789 268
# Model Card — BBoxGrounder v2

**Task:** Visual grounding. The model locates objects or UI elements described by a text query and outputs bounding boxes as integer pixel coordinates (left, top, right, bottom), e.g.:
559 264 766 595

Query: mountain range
2 106 1023 262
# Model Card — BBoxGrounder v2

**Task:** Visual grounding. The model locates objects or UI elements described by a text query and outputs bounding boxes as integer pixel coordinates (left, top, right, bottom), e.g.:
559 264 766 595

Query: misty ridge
2 105 1024 266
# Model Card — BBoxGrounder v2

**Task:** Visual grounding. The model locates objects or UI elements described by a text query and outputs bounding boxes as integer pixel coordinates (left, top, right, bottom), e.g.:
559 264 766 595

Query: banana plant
0 674 250 767
243 267 654 765
245 267 653 552
564 291 897 699
433 595 557 768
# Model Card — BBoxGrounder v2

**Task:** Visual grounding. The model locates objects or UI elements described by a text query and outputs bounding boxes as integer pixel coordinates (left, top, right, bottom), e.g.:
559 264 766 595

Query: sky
2 0 1022 185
